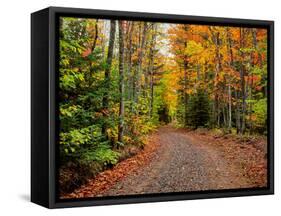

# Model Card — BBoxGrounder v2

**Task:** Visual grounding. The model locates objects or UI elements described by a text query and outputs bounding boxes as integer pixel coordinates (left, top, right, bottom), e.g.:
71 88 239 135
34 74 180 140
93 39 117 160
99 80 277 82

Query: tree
187 89 210 128
135 22 148 104
58 18 268 194
118 20 125 144
102 20 116 136
168 24 191 126
239 28 247 134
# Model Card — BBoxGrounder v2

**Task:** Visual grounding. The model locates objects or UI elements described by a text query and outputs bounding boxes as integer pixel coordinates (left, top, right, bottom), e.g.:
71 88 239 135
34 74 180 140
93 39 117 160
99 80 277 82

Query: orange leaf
82 48 91 57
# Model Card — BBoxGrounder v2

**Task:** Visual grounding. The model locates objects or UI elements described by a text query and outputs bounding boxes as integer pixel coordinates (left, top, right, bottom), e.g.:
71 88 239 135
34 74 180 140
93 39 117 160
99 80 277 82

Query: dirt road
102 126 255 196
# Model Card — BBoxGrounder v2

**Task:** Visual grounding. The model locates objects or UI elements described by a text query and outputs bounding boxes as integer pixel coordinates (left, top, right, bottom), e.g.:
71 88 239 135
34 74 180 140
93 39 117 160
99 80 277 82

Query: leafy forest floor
61 125 267 199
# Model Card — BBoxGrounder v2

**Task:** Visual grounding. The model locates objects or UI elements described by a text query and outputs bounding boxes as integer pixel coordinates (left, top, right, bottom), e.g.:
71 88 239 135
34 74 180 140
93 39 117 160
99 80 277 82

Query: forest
59 17 268 196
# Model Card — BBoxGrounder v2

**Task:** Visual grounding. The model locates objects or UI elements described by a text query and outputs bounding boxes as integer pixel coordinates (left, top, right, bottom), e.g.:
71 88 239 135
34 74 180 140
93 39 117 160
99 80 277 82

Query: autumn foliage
59 17 268 196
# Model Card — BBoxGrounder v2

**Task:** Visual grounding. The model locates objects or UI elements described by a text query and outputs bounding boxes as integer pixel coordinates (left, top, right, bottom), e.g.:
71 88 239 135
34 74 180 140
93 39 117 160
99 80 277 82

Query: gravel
102 126 254 196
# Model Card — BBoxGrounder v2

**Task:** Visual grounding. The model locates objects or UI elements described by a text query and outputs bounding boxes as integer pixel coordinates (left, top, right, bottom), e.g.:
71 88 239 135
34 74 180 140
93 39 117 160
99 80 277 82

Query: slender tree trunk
239 28 247 134
88 21 100 77
223 104 227 127
135 22 148 104
101 22 107 58
249 29 257 135
226 27 233 132
228 84 232 131
235 89 241 134
91 20 99 52
217 103 220 127
183 60 188 126
127 22 134 102
213 30 222 128
150 74 154 118
118 21 125 144
148 24 157 118
209 27 222 128
102 20 116 135
182 25 189 127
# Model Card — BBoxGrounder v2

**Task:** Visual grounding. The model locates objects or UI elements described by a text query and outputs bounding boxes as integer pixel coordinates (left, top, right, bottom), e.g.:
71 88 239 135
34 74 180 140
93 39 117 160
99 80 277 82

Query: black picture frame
31 6 274 208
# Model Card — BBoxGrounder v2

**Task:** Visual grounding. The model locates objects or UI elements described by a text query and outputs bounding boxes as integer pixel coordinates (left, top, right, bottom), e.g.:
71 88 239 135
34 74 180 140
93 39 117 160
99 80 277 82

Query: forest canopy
58 17 268 193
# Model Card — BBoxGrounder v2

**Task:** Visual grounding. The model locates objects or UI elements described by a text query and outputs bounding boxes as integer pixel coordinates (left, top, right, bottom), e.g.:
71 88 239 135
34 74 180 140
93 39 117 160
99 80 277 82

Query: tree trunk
127 22 134 102
226 27 233 132
182 25 189 127
214 30 222 128
228 84 232 131
183 59 188 126
135 22 148 104
148 24 157 117
222 103 225 127
209 27 222 128
249 28 257 135
239 28 247 134
235 89 241 134
150 74 154 118
91 20 99 52
102 20 116 135
118 21 125 144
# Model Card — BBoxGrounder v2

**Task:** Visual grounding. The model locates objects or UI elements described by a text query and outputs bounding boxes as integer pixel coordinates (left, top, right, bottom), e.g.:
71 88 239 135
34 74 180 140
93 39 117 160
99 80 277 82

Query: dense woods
59 17 267 194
